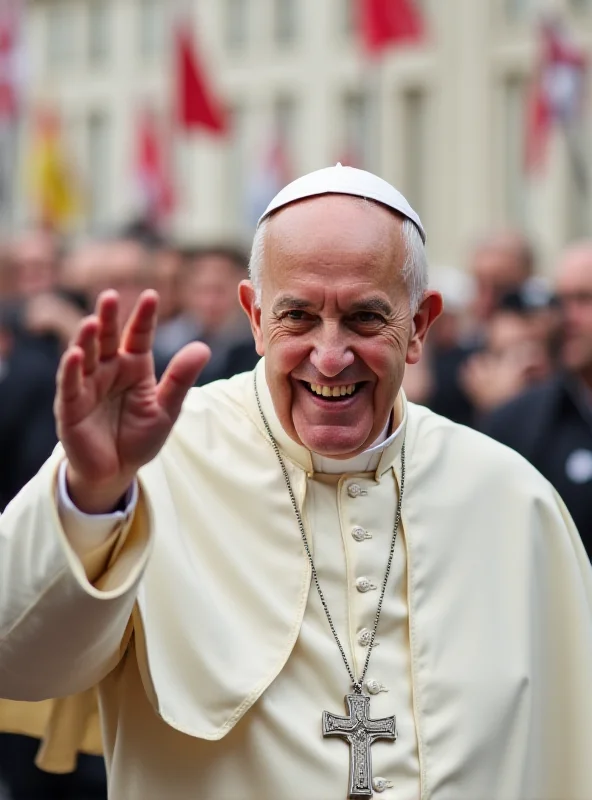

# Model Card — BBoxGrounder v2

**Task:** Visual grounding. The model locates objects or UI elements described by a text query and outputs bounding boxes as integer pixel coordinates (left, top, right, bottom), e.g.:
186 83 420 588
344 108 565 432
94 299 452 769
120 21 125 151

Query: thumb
156 342 211 422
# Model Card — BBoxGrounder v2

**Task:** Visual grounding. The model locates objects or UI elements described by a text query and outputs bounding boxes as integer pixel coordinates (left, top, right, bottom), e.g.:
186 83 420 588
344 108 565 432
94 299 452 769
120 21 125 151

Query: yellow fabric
1 362 592 799
0 693 102 773
26 116 81 229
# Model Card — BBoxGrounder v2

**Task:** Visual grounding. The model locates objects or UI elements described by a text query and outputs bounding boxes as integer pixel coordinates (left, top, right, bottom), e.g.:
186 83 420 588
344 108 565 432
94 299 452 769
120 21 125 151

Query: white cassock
0 359 591 800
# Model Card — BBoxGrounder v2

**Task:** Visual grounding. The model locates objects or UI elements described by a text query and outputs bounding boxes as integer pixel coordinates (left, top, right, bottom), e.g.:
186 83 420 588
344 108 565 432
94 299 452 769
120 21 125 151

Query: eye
352 311 385 324
283 310 313 321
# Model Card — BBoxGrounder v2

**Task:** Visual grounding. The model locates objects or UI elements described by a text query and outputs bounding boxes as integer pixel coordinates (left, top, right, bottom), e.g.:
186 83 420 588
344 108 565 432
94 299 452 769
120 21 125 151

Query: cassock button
352 526 371 542
357 628 373 647
373 777 394 793
366 679 388 695
356 577 377 593
347 483 367 498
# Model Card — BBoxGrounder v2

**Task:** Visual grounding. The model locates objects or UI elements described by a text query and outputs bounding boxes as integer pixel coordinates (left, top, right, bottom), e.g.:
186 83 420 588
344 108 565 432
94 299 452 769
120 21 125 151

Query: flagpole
564 121 588 197
365 57 383 175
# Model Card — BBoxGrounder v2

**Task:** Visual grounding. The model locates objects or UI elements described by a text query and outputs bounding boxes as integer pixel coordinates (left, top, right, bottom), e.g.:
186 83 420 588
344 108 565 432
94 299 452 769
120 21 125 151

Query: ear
406 290 443 365
239 280 265 356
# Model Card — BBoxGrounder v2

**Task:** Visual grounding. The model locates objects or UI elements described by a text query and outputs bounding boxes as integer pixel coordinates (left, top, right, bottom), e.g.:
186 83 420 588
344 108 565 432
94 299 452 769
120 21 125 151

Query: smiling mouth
302 381 365 400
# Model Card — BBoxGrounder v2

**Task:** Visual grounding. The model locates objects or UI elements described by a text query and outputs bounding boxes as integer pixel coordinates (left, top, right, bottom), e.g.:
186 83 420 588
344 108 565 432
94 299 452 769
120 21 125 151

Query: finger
72 316 100 375
156 342 211 422
55 346 84 409
120 290 159 355
96 291 120 361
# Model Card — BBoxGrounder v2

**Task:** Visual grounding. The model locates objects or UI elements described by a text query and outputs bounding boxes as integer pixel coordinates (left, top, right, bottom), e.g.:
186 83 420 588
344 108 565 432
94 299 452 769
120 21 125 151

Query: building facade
20 0 592 273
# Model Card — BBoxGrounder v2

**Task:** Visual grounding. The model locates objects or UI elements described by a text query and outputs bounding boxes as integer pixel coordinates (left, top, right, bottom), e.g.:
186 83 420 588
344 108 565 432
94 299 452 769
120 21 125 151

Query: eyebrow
271 295 394 316
349 297 393 316
272 296 314 313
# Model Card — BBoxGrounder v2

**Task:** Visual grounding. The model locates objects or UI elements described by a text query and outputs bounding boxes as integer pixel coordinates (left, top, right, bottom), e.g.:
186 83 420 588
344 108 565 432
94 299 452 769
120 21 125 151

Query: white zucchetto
258 163 426 243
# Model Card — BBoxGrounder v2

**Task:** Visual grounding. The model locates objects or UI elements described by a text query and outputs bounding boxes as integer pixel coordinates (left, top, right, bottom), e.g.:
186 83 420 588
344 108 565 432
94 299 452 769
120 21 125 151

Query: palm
56 290 210 495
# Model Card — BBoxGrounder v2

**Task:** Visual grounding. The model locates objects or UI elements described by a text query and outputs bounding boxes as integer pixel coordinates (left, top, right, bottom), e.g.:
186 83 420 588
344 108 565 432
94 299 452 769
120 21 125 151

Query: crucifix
323 694 397 798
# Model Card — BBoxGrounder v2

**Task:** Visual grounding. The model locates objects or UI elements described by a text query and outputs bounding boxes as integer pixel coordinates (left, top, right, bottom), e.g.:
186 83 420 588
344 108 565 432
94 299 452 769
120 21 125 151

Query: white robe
0 360 591 799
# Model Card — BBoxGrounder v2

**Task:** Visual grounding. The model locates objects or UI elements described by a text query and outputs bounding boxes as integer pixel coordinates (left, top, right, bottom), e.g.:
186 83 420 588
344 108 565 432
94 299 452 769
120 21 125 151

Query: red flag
359 0 425 56
174 23 228 135
0 0 23 122
525 19 587 174
134 108 174 223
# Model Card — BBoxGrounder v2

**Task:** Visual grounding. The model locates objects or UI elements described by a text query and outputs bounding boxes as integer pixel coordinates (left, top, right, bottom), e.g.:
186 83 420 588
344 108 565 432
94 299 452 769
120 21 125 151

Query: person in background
0 233 118 800
11 228 62 298
0 299 57 511
154 245 259 383
482 241 592 557
462 280 556 418
89 237 154 325
468 230 535 336
403 267 475 424
404 232 537 427
152 243 197 361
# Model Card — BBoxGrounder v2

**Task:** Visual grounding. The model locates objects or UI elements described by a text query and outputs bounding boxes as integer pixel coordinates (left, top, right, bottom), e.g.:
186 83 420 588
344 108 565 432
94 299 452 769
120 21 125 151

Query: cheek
355 337 407 381
264 328 311 373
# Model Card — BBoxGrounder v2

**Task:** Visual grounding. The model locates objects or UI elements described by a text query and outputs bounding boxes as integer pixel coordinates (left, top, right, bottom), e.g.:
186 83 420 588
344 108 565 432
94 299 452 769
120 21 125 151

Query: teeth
308 383 358 397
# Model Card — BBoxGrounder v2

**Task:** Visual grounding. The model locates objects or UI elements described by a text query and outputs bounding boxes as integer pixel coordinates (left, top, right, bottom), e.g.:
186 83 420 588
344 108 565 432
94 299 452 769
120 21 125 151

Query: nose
309 323 355 377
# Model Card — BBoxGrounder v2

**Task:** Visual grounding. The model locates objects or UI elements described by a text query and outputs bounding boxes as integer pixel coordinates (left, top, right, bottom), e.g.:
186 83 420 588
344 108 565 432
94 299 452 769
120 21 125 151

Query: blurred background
2 0 592 797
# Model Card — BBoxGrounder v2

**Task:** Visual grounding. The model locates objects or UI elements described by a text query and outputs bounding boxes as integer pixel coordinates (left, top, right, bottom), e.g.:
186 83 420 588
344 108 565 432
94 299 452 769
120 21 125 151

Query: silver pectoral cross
322 694 397 798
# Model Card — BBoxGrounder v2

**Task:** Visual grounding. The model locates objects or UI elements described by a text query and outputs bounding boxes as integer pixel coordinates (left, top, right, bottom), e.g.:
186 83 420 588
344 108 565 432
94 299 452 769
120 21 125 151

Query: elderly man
0 166 591 800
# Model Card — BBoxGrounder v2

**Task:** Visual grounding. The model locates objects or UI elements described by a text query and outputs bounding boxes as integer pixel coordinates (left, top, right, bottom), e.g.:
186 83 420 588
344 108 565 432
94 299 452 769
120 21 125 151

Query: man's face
240 196 440 458
184 255 242 335
95 241 151 324
555 247 592 378
471 239 529 323
12 231 58 297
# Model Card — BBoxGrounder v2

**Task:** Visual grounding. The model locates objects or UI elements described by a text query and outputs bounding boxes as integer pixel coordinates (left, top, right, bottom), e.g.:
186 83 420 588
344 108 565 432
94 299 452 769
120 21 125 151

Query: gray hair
248 212 428 313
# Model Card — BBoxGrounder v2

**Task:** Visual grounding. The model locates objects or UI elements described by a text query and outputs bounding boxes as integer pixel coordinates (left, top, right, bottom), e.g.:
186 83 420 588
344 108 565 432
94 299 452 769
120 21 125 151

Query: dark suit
481 375 592 559
0 340 58 511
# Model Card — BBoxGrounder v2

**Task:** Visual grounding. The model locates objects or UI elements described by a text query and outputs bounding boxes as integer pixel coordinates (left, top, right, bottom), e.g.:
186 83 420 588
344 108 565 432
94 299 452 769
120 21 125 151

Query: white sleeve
56 460 139 555
0 450 152 701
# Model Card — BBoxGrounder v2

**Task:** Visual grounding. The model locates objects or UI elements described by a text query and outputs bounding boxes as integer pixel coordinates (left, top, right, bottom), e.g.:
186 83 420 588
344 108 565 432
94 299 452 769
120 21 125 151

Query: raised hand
55 290 210 513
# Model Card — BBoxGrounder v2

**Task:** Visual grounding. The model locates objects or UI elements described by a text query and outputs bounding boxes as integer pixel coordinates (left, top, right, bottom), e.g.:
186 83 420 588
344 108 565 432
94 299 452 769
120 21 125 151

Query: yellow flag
27 109 81 228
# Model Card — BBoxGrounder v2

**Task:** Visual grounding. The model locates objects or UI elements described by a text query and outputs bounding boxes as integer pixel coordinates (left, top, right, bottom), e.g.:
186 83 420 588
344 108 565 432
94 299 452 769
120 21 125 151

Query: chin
297 428 372 458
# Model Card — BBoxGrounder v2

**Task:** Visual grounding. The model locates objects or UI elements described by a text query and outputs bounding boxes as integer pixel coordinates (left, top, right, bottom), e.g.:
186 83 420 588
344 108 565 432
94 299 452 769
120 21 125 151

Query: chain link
254 375 405 695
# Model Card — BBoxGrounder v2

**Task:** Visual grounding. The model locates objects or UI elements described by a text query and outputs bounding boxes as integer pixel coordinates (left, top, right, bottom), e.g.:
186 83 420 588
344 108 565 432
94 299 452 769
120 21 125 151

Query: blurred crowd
1 221 592 799
404 230 592 555
0 224 259 514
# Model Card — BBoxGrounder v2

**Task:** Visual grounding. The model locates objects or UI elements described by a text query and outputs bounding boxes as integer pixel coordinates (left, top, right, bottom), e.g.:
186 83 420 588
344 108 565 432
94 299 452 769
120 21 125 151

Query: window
505 0 539 21
47 1 75 69
272 94 296 181
274 95 296 145
568 0 592 12
138 0 165 61
88 0 110 67
274 0 297 45
343 91 370 169
401 88 428 217
341 0 356 38
225 104 250 226
87 111 110 228
503 76 528 226
225 0 249 51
